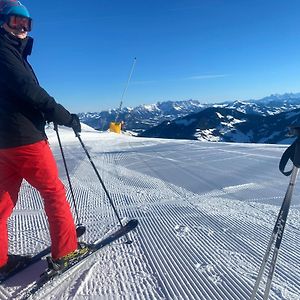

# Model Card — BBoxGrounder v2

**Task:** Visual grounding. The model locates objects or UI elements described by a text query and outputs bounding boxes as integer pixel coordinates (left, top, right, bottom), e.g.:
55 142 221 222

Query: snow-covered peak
78 92 300 139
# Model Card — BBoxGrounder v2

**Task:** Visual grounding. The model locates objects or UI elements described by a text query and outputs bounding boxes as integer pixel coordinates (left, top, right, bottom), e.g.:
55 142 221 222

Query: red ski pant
0 140 78 267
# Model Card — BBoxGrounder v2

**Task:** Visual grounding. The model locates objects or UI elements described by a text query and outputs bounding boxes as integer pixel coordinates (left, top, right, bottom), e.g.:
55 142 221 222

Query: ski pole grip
279 142 295 176
293 137 300 168
73 127 80 137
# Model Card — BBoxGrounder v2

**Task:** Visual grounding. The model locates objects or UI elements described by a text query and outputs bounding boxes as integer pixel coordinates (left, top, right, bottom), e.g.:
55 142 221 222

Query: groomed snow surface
1 124 300 300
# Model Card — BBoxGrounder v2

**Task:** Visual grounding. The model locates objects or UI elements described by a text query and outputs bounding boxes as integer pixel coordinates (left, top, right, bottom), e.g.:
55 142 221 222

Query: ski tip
128 219 139 229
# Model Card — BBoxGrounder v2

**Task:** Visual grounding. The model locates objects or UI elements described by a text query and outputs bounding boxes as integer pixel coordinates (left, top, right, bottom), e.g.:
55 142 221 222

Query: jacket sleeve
0 48 72 126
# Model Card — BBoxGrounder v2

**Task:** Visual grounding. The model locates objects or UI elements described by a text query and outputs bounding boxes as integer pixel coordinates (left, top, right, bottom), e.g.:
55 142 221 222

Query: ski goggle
7 14 32 32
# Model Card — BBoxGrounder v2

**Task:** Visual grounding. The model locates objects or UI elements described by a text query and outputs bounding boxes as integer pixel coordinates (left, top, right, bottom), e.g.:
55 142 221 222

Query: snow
195 129 221 142
1 124 300 299
216 112 223 119
227 116 247 125
225 129 252 143
143 104 159 112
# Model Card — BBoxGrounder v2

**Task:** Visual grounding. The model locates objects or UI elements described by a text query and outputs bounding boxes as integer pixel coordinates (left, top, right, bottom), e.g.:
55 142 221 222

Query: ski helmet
0 0 30 26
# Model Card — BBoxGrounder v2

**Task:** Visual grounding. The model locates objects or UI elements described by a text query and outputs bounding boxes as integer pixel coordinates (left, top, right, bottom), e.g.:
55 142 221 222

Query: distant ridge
139 106 300 144
78 93 300 143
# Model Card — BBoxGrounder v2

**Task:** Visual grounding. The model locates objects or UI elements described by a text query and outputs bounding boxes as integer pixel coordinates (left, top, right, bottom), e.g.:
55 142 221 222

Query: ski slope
0 124 300 300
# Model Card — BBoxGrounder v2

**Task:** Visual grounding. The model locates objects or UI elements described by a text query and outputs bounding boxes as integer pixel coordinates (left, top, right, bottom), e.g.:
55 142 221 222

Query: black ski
0 247 51 284
21 219 138 299
0 226 86 284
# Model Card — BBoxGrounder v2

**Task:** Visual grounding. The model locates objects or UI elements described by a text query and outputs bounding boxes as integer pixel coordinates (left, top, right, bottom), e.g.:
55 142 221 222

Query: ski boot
0 254 31 279
46 243 90 273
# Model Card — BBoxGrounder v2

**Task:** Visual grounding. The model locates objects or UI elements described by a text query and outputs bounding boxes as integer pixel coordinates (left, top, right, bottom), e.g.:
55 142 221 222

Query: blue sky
22 0 300 112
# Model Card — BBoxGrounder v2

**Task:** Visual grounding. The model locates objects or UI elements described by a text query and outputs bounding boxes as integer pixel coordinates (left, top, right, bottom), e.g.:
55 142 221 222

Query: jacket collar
0 27 33 57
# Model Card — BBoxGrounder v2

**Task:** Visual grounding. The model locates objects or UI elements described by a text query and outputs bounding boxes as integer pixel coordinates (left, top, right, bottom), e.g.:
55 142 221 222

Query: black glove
69 114 81 133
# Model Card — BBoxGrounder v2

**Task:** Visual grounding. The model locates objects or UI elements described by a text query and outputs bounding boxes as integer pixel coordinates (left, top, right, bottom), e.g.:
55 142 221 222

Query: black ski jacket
0 28 73 149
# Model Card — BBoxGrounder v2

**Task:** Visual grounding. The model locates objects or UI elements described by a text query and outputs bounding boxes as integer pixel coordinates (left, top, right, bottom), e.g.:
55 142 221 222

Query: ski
0 247 51 284
21 219 138 300
0 226 86 284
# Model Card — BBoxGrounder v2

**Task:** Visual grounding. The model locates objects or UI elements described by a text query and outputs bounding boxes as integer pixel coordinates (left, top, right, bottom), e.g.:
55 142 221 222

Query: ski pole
250 166 298 299
263 167 298 299
251 134 300 299
73 130 133 244
54 124 86 237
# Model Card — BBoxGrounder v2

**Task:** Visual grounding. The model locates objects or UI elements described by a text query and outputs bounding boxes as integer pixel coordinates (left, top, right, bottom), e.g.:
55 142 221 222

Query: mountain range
139 106 300 144
78 99 207 133
78 93 300 144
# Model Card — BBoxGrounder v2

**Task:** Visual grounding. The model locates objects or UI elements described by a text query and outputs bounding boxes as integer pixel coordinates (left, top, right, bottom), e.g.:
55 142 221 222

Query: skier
0 0 88 276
